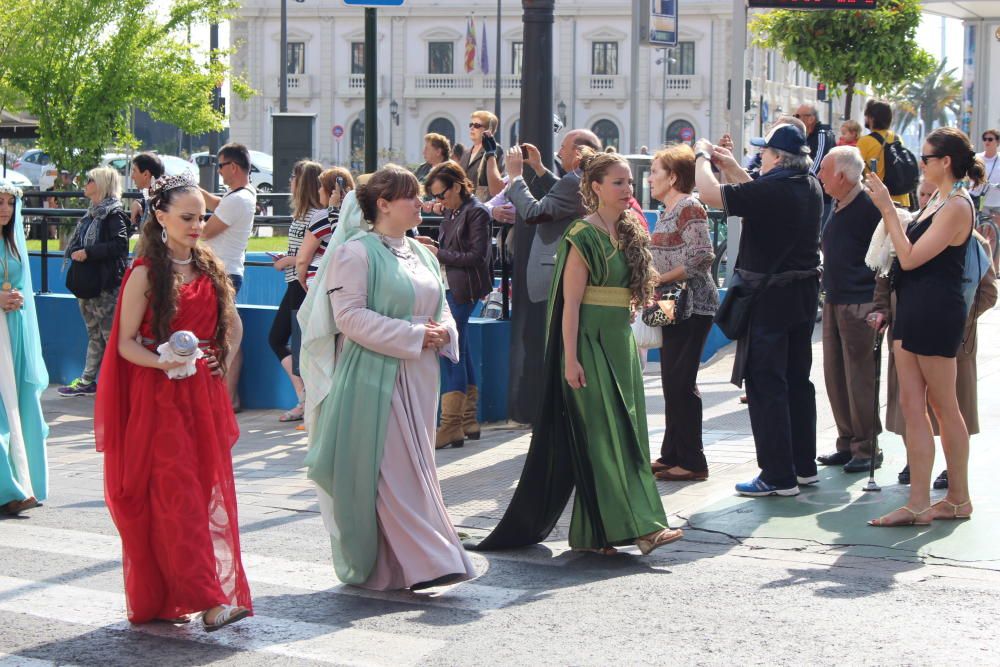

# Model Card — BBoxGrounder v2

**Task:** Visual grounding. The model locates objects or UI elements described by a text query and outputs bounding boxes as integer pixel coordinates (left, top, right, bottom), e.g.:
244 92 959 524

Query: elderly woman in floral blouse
647 144 719 482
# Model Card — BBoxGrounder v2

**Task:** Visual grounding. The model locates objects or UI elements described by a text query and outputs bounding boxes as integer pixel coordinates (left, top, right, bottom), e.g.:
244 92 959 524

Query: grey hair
86 166 122 201
825 146 864 184
771 148 813 172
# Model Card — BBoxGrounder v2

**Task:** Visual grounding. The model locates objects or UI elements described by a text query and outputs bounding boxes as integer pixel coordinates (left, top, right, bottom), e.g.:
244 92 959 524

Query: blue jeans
228 273 243 296
441 291 476 394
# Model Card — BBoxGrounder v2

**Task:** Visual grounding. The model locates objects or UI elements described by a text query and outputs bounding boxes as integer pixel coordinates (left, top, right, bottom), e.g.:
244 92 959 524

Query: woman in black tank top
864 127 984 528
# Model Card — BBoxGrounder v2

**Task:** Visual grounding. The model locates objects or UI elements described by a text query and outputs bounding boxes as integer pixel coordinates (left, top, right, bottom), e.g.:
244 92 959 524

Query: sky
917 13 965 73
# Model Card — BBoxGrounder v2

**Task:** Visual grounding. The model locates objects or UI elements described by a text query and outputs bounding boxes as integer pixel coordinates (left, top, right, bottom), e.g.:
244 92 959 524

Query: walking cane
864 327 885 493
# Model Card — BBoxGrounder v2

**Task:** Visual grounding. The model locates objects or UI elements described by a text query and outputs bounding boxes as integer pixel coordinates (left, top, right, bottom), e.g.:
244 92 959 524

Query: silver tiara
148 173 198 198
0 178 23 199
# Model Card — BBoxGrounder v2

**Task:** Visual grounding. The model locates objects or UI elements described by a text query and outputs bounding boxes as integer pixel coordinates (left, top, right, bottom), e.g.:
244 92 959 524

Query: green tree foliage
0 0 254 175
751 0 936 121
890 58 963 138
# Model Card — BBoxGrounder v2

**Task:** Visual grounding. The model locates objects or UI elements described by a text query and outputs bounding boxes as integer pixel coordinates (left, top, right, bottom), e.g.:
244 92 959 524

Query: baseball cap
750 124 810 155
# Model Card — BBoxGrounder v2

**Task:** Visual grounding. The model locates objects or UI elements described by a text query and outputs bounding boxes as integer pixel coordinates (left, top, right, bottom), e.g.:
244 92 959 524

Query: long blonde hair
291 160 323 220
579 149 655 306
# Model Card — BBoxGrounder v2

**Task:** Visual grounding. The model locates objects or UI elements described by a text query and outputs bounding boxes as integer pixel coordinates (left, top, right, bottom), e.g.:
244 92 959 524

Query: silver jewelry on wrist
696 151 712 161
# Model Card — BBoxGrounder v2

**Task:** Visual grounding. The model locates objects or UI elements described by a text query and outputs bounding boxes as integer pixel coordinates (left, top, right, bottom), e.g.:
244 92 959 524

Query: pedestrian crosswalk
0 521 543 665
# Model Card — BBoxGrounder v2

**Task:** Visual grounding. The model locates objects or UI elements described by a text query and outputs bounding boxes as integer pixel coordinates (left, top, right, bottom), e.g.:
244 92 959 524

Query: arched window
427 117 456 146
665 119 696 146
350 118 365 172
591 119 620 152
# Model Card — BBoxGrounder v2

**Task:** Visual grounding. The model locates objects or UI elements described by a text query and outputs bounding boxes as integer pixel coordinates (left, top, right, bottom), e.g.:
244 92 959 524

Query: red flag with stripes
465 17 477 73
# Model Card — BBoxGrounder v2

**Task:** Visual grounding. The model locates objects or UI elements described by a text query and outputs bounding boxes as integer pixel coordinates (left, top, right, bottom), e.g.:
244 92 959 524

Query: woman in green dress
474 150 683 555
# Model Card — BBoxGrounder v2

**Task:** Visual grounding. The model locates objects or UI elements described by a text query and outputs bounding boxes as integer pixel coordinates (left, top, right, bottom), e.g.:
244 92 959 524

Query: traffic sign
648 0 678 47
332 124 345 140
678 126 695 142
343 0 404 6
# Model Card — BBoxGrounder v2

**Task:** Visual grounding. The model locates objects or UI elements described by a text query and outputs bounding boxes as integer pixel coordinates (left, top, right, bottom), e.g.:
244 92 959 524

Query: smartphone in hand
868 159 878 173
266 251 284 261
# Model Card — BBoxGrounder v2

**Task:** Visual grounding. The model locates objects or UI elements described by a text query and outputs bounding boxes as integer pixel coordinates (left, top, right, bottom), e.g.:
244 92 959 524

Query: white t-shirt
206 186 257 276
974 152 1000 208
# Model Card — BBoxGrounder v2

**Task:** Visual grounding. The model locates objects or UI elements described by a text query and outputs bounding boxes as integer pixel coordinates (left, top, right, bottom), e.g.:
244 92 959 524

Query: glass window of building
511 42 523 77
591 119 620 151
427 117 456 146
287 42 305 74
591 42 618 75
350 118 365 171
667 41 695 76
429 42 454 74
351 42 365 74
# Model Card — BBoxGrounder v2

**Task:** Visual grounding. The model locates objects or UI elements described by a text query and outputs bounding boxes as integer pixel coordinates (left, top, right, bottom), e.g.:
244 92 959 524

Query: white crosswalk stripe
0 656 83 667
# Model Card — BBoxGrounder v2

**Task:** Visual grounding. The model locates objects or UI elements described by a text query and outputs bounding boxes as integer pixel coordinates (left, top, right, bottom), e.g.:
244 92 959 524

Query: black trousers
657 314 713 472
269 280 307 362
745 316 818 488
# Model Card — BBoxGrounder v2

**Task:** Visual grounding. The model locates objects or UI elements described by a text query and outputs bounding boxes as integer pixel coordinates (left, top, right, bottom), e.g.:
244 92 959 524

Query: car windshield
249 150 272 172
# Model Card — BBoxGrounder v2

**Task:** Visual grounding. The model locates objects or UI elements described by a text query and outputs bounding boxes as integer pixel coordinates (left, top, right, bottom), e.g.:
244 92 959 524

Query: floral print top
650 195 719 316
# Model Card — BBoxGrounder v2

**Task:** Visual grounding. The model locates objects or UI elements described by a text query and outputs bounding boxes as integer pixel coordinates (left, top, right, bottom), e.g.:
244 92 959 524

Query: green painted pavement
684 432 999 567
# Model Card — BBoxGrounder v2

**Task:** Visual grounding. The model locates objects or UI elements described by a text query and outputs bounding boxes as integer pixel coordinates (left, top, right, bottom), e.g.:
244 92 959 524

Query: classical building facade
229 0 838 169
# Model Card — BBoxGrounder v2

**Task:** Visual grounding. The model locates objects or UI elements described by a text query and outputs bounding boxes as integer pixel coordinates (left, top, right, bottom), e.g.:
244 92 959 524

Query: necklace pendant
1 281 10 291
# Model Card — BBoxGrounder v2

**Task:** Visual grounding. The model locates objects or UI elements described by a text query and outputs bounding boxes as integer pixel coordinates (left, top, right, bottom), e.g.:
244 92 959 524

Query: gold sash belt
581 286 631 308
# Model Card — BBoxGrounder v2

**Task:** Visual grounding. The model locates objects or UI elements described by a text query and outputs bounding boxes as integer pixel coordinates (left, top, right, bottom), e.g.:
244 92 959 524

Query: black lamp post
390 99 399 126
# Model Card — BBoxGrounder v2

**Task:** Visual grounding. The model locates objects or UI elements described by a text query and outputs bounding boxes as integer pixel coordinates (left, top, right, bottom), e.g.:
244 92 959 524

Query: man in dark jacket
797 103 836 227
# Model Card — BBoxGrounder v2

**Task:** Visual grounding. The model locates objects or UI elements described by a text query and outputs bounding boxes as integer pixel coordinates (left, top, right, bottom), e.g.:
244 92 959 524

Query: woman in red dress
95 173 252 631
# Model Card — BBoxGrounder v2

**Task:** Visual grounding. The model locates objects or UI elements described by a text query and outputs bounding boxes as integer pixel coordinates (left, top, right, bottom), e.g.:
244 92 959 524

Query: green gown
473 220 667 550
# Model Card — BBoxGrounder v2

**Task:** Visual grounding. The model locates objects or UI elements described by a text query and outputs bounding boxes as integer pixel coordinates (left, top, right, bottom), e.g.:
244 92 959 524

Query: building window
351 42 365 74
509 119 520 147
666 119 696 146
667 41 694 76
766 51 775 81
793 64 800 86
511 42 523 77
591 42 618 75
429 42 454 74
287 42 305 74
427 117 456 146
350 118 365 172
591 119 620 151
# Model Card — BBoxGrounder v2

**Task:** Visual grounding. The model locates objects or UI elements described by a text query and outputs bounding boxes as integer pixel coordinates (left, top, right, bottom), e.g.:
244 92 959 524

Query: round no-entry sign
679 126 695 142
332 124 345 139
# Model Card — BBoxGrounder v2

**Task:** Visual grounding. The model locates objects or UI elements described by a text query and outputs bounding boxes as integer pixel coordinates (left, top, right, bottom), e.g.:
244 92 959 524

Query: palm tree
891 58 962 139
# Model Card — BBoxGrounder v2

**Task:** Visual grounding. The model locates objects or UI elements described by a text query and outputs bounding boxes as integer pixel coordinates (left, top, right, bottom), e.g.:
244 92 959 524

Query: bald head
559 129 602 171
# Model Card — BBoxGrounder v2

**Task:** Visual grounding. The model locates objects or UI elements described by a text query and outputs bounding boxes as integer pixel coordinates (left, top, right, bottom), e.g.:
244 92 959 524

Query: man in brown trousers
815 146 884 473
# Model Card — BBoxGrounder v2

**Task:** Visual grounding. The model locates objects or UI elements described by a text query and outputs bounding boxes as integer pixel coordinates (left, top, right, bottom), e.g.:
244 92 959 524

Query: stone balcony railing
404 74 529 99
651 74 704 101
337 74 385 98
577 74 629 101
265 74 313 98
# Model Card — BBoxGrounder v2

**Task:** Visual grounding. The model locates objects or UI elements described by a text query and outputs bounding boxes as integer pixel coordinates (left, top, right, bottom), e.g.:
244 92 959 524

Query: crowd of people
0 98 993 630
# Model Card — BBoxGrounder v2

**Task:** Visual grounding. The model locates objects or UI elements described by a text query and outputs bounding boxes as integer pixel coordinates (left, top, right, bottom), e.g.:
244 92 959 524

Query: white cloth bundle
865 207 915 277
156 336 204 379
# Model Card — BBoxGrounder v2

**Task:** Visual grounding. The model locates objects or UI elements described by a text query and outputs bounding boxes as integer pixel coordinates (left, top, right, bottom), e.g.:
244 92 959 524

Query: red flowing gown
95 261 252 623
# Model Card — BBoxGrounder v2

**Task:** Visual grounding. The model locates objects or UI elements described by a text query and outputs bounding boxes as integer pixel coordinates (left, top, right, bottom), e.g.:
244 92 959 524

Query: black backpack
872 132 920 196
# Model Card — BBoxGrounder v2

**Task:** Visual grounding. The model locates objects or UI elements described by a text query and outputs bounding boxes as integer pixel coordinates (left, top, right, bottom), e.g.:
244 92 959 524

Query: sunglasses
920 154 942 165
430 189 448 201
793 113 814 119
218 161 233 168
469 122 485 129
984 137 997 143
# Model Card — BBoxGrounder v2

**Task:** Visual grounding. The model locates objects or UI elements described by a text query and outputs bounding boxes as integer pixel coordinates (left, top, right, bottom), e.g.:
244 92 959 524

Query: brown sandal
868 506 933 527
572 547 619 556
635 528 684 555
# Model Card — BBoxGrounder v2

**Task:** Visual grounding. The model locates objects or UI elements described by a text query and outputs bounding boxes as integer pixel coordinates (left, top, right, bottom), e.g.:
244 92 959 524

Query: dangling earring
161 228 168 243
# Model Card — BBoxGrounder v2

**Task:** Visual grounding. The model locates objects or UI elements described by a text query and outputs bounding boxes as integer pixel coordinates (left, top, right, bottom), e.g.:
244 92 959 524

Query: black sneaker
933 469 948 490
898 464 910 485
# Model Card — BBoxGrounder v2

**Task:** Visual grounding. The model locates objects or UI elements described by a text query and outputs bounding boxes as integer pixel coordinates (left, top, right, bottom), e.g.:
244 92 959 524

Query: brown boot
436 391 466 449
463 385 481 440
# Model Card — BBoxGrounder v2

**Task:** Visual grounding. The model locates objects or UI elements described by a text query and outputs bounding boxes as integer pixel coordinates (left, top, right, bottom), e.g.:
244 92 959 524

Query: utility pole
364 8 378 172
280 0 288 113
494 0 502 123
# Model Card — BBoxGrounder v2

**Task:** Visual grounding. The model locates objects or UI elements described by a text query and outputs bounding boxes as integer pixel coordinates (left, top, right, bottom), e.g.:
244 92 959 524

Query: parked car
1 169 33 189
190 150 273 192
102 152 198 189
11 149 51 186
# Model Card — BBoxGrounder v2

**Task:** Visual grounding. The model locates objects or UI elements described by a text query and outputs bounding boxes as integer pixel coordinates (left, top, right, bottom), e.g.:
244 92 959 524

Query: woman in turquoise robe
474 151 683 555
0 179 49 516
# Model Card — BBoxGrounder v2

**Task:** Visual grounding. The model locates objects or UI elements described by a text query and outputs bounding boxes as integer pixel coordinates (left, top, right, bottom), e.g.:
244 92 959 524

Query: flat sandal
868 506 933 527
932 498 972 520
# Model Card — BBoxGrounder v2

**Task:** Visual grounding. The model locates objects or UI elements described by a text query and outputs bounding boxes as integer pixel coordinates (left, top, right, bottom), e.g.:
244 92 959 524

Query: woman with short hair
418 160 492 447
647 144 718 482
300 165 476 590
0 179 49 516
269 160 323 422
58 166 130 397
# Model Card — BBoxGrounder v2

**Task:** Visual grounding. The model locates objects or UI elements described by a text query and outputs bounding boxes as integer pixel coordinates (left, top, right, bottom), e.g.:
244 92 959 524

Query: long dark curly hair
142 184 234 368
578 148 655 306
1 195 17 260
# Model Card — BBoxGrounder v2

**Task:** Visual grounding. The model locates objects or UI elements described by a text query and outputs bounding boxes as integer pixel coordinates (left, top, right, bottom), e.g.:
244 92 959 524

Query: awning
0 109 39 140
922 0 1000 20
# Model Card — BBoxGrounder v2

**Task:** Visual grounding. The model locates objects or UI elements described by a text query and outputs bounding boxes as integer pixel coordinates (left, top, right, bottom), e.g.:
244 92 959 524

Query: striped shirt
284 207 322 283
305 207 337 286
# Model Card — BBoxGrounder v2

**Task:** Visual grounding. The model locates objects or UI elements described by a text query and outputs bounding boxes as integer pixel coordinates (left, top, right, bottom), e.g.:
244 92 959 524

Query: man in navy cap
694 123 824 497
